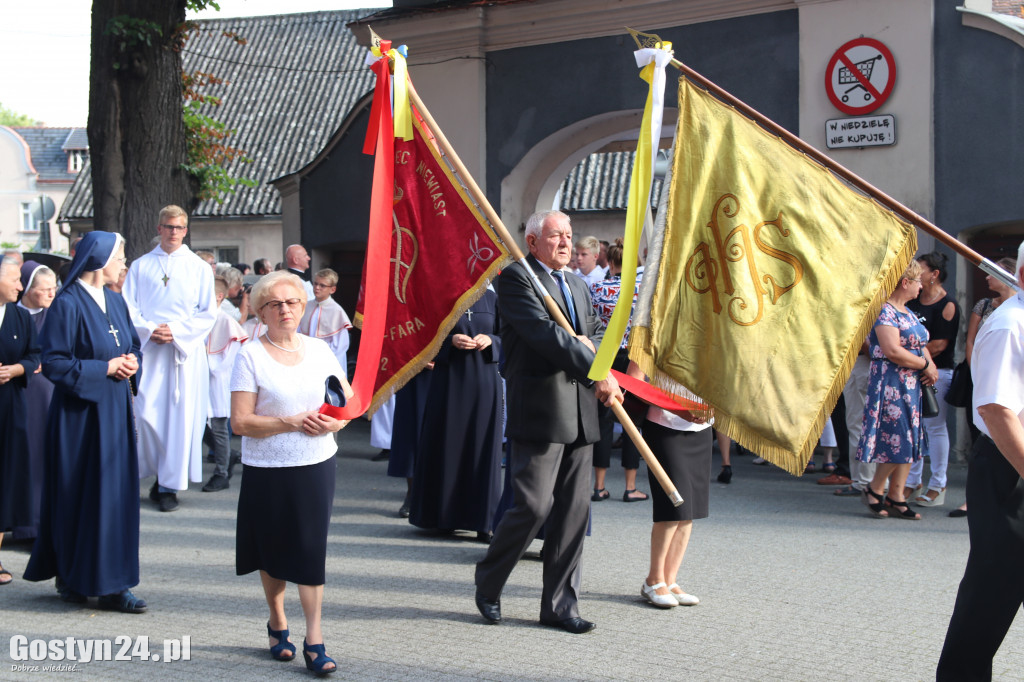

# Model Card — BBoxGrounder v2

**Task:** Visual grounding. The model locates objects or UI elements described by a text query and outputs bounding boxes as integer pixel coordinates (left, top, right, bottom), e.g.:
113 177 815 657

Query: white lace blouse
230 335 345 468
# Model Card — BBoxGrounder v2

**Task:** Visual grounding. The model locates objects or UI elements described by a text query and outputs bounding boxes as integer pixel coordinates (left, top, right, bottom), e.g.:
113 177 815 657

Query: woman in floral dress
856 260 939 519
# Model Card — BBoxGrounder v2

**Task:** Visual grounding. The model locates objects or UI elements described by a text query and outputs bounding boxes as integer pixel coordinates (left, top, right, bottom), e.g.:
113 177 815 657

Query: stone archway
499 108 678 248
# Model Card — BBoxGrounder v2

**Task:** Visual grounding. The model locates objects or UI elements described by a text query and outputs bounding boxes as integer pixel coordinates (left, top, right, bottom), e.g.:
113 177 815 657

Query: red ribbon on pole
320 56 394 420
610 368 705 413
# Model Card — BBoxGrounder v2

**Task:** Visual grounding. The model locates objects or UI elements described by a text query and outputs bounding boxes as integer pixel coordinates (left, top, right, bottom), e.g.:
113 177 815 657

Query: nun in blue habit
23 231 147 613
0 257 40 585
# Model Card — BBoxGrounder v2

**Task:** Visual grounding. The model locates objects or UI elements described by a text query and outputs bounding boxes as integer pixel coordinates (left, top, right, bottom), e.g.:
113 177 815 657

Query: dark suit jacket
498 254 605 445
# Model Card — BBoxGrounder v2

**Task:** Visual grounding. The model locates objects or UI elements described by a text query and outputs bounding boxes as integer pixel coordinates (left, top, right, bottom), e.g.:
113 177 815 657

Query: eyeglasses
312 282 334 289
261 298 303 311
113 256 127 264
908 278 921 283
158 224 187 232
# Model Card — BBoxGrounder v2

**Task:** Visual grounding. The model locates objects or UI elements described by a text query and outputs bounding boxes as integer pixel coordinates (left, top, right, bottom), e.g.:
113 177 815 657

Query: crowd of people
0 207 356 670
1 204 1021 677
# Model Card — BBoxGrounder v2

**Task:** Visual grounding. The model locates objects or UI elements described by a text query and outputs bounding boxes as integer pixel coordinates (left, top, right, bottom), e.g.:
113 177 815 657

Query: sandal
0 563 12 586
861 487 889 518
822 462 836 473
267 621 296 661
885 497 921 520
591 488 610 502
623 489 649 502
303 640 337 676
804 460 817 473
97 589 147 614
914 488 946 508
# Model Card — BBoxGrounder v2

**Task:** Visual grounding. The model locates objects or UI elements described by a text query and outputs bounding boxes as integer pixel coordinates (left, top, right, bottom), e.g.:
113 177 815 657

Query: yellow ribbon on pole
588 42 672 381
389 45 413 141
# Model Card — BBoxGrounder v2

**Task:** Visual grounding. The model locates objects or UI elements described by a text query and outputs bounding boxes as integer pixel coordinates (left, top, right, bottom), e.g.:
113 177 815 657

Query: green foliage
180 71 256 202
104 15 163 70
0 103 38 127
185 0 221 11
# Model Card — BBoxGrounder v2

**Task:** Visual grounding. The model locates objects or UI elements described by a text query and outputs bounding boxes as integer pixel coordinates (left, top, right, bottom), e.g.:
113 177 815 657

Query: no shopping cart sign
825 38 896 116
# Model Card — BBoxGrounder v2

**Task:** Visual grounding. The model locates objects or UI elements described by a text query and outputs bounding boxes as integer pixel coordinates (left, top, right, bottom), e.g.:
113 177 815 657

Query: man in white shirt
123 205 218 512
937 242 1024 680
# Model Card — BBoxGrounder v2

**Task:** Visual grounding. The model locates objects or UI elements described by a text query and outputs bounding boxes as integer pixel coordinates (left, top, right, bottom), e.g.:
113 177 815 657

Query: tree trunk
88 0 198 260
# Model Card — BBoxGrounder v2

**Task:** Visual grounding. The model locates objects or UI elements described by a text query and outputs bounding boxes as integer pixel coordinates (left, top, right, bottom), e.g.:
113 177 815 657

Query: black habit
0 303 40 531
409 290 503 533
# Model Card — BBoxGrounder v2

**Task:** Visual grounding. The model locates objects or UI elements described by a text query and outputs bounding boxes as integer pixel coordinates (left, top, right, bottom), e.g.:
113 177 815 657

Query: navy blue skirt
236 456 336 585
644 421 712 523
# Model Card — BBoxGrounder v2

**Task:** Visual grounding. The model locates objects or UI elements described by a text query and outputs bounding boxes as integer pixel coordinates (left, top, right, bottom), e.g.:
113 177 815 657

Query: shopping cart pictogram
838 55 881 103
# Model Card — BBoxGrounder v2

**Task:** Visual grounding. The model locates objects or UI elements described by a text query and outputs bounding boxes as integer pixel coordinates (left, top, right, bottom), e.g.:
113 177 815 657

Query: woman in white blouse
231 271 351 676
628 363 713 609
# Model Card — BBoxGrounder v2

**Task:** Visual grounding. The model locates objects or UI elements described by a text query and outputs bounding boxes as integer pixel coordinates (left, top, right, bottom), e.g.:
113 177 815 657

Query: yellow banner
632 78 917 475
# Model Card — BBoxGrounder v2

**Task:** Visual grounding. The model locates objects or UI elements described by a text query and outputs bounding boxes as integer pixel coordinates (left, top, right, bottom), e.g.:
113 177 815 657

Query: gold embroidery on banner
684 194 803 327
391 182 418 304
466 232 495 273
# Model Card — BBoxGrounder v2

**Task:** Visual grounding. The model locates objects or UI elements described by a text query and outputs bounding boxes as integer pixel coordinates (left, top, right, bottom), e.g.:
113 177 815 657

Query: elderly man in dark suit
474 210 621 634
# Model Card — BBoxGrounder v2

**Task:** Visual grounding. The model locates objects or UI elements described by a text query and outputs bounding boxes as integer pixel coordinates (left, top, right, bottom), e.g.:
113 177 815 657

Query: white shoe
914 488 946 507
667 583 700 606
641 582 679 608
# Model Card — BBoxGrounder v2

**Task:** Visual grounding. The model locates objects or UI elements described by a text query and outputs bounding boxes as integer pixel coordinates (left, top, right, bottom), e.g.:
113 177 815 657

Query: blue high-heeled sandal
267 622 295 661
303 640 336 676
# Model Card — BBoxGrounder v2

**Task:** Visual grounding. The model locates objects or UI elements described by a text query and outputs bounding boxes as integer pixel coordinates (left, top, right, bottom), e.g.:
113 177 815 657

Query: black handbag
944 360 972 408
922 383 940 418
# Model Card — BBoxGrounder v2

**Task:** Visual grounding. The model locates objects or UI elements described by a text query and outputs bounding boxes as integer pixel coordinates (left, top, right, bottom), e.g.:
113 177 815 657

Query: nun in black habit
12 261 57 541
409 289 503 537
23 231 146 612
0 258 40 584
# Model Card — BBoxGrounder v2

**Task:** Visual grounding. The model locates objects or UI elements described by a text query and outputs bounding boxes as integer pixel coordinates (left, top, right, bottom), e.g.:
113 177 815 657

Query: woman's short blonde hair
251 271 306 314
900 260 922 283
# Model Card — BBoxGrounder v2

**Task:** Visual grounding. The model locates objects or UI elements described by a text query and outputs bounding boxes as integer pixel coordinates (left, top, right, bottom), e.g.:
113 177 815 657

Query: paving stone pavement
2 418 1022 681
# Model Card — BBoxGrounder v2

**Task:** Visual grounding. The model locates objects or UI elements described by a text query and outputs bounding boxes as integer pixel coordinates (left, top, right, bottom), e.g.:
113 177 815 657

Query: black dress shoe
540 616 596 634
157 492 179 512
475 592 501 624
148 481 160 502
202 474 229 492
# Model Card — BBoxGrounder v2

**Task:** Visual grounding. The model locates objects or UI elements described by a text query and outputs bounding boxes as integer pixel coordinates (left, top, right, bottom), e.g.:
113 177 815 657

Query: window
216 247 239 265
67 151 84 173
19 202 38 233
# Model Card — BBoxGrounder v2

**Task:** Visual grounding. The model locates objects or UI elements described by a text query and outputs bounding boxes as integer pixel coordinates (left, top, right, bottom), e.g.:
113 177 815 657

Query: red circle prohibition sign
825 38 896 116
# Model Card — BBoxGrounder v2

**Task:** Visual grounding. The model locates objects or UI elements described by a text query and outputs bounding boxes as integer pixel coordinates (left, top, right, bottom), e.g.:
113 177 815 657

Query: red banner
321 55 394 420
349 109 510 415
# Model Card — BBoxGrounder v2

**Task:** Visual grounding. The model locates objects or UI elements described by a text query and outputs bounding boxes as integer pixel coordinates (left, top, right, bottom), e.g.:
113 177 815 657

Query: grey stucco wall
933 0 1024 234
484 10 801 209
